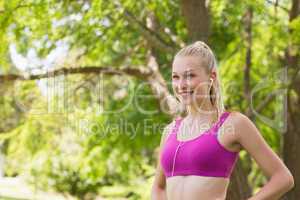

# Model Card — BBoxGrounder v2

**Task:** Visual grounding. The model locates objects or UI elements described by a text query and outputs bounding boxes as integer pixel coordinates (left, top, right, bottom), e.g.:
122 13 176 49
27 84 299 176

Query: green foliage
0 0 295 199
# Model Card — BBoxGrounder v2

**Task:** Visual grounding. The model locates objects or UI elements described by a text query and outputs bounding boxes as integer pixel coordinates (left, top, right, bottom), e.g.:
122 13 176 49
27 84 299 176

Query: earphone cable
171 141 184 176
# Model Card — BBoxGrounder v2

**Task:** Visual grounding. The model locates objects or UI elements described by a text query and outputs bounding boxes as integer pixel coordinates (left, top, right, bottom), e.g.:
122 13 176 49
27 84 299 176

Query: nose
178 78 190 91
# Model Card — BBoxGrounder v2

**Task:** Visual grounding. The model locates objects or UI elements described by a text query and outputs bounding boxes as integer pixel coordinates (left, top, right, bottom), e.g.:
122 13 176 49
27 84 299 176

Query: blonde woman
151 41 294 200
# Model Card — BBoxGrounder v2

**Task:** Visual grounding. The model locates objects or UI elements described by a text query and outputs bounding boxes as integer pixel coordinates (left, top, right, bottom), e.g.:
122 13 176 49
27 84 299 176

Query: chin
179 98 193 105
180 97 205 107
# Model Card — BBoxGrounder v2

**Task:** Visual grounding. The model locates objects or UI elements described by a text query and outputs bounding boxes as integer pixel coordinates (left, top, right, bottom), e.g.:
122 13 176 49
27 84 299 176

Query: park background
0 0 299 199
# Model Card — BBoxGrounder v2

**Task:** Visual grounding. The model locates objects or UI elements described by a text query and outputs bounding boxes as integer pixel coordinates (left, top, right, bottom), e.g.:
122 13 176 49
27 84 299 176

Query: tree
283 0 300 199
0 0 298 199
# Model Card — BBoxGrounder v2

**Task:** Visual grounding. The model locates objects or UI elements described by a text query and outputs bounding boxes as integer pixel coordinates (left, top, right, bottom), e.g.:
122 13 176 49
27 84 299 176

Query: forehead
172 56 204 74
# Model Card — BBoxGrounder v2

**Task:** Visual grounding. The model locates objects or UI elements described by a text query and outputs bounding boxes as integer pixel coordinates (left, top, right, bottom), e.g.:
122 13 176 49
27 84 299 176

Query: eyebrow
172 69 194 74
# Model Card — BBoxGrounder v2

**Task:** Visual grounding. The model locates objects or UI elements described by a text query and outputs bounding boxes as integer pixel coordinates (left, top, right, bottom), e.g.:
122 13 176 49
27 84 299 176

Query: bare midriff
166 175 229 200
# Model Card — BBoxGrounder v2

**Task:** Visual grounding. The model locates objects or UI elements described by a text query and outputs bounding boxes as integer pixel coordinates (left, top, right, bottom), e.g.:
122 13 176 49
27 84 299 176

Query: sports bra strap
173 117 182 132
167 117 182 137
212 111 230 133
171 112 230 136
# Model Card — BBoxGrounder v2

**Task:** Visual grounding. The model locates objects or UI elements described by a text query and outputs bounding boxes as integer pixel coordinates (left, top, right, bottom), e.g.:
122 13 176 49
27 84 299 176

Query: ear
210 71 216 80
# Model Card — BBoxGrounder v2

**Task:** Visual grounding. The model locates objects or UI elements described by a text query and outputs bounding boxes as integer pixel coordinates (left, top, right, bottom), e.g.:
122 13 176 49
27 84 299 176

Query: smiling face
172 56 212 106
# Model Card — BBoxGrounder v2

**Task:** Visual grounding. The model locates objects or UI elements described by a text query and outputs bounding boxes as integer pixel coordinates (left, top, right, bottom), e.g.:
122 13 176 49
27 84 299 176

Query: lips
179 91 194 95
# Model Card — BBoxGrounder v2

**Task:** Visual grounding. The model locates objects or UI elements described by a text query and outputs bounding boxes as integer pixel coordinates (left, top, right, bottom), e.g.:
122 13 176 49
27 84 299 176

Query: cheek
192 80 207 93
172 81 178 91
172 79 182 87
172 80 176 86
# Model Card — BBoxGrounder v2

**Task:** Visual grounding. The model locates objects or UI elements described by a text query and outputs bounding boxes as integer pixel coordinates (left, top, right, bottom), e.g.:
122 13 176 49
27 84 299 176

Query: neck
185 99 218 120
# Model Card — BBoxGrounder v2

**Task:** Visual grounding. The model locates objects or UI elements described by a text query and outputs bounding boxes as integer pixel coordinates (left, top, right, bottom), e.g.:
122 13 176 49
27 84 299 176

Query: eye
172 75 179 79
185 73 195 78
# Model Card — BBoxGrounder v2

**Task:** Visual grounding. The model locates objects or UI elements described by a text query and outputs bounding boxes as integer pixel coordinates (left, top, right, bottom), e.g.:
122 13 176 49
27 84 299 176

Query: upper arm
153 120 175 189
233 112 292 179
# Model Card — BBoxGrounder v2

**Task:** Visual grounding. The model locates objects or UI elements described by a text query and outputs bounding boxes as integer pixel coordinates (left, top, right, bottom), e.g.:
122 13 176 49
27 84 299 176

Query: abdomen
166 175 229 200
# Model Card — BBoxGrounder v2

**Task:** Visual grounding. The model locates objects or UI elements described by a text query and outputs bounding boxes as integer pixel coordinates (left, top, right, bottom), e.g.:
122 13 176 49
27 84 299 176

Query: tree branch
122 9 177 54
0 1 40 14
265 0 289 13
249 92 277 120
0 66 153 82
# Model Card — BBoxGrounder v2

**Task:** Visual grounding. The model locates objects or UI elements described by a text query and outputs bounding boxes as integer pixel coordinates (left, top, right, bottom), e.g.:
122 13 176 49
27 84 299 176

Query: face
172 56 212 106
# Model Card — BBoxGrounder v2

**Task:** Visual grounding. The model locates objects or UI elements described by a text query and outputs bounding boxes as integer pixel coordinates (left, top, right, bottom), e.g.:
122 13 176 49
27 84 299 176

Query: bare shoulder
227 111 249 126
228 111 255 132
221 111 253 148
227 111 262 143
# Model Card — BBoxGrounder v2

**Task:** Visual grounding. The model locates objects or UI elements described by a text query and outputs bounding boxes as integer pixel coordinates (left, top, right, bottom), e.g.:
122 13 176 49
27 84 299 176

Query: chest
176 121 239 153
160 132 239 178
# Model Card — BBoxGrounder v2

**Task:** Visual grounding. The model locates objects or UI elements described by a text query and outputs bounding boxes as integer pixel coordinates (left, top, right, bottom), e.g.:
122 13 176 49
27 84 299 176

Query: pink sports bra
160 111 239 178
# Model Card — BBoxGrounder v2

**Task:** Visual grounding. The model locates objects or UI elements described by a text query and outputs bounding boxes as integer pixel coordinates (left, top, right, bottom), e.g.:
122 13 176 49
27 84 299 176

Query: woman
151 41 294 200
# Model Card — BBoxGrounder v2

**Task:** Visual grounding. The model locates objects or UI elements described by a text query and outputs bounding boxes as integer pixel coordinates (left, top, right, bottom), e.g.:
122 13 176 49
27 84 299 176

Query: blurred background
0 0 299 199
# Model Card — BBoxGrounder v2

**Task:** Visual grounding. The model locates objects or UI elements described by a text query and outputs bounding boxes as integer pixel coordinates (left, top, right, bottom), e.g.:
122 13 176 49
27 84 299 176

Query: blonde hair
172 41 225 122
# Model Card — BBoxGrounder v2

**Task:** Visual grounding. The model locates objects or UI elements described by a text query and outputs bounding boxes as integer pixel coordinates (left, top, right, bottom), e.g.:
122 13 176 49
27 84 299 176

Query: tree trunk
283 1 300 199
283 111 300 199
226 159 252 200
180 0 210 43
